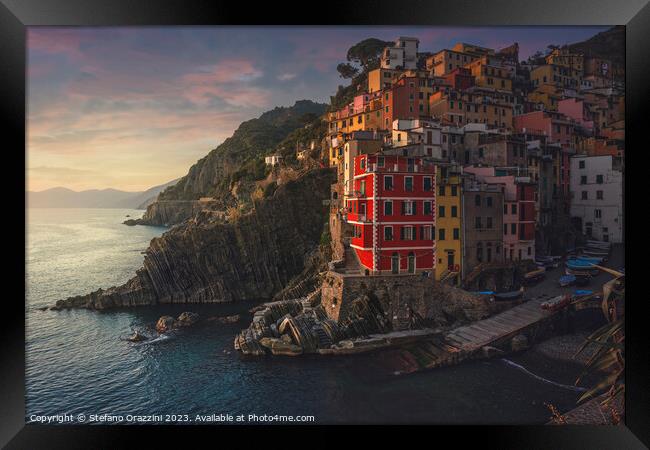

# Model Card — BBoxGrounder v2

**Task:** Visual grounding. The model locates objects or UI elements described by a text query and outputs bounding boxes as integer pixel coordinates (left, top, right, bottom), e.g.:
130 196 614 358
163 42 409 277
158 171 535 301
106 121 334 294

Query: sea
26 208 587 425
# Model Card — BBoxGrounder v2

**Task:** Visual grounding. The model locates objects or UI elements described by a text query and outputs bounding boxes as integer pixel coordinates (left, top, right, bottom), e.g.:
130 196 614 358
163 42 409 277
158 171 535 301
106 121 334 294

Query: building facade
569 155 623 243
347 154 436 274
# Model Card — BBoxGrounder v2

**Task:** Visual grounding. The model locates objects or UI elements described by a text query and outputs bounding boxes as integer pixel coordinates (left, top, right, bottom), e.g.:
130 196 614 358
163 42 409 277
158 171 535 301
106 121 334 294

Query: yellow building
367 68 403 93
429 90 513 130
526 84 564 111
434 165 463 285
427 49 480 77
545 48 584 73
466 56 512 92
530 64 582 90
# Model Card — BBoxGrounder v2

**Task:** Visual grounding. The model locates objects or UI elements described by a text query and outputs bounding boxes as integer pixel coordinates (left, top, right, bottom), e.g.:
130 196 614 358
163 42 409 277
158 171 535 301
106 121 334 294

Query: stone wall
320 271 491 331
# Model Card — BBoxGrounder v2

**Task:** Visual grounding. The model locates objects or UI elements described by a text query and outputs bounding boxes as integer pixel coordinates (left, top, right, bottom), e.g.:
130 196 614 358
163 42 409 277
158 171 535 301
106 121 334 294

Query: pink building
558 98 595 134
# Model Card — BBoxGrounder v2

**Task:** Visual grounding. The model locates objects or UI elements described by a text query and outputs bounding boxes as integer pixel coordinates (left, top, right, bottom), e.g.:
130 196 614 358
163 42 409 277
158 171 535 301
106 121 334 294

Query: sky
27 26 610 192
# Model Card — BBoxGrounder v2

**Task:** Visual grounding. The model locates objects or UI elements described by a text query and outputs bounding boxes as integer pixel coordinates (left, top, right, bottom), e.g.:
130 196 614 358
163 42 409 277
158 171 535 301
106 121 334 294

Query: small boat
536 256 560 269
582 249 609 259
565 267 598 277
573 289 594 298
566 258 596 271
541 294 570 311
493 288 524 301
559 274 576 287
524 267 546 284
575 256 604 264
471 291 495 296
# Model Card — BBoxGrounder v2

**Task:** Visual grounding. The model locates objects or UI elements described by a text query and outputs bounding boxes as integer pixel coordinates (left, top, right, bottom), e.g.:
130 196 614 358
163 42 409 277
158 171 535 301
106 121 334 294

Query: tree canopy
346 38 394 71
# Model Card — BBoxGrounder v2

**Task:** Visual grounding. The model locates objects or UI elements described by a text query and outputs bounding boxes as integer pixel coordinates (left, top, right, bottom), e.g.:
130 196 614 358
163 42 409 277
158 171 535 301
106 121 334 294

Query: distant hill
567 26 624 69
28 178 180 209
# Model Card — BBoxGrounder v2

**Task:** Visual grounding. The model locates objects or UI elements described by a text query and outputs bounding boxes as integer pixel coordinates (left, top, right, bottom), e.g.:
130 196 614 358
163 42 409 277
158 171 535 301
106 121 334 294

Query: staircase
342 240 362 275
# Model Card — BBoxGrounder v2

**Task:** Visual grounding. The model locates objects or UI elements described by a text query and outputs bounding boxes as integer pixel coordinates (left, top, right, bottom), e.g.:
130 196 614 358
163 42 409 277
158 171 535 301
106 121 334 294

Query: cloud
278 72 297 81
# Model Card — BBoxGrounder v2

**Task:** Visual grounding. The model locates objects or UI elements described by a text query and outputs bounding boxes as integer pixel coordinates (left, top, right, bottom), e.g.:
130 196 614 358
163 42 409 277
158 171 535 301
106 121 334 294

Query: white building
388 118 442 159
570 155 623 243
380 37 419 70
265 154 283 166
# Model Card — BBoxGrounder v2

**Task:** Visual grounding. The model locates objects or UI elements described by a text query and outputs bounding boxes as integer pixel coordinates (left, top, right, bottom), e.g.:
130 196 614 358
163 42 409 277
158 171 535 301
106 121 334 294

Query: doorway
391 253 399 274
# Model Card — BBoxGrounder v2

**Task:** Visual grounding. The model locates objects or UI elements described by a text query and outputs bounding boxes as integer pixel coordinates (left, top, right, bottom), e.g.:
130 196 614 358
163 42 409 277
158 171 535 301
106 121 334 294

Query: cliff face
56 169 336 310
133 100 327 226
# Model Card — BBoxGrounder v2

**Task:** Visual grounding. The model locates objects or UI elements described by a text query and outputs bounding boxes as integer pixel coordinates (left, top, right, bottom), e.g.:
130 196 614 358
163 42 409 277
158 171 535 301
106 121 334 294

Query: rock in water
155 316 175 333
127 331 147 342
207 314 241 324
176 311 200 327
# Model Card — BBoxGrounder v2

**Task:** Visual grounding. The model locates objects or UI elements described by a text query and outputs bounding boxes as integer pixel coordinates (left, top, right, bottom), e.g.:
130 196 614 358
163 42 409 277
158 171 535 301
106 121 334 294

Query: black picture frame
2 0 646 447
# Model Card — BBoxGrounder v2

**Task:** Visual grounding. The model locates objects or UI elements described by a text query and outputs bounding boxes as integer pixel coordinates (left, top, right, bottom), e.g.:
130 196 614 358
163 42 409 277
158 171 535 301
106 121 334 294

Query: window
401 226 415 240
384 200 393 216
424 201 432 215
511 223 516 234
438 205 445 217
511 204 517 214
596 190 604 200
475 195 481 206
451 186 458 196
486 196 493 207
424 177 432 191
594 209 602 219
581 191 588 200
404 176 413 191
360 158 366 170
504 224 508 235
486 217 493 229
402 200 415 216
580 175 587 185
384 226 393 241
451 205 458 217
475 217 482 229
596 174 604 184
439 185 445 196
453 228 460 240
421 225 432 240
384 175 393 191
438 228 446 240
504 204 508 214
579 160 585 169
378 156 385 167
359 180 366 196
527 246 532 256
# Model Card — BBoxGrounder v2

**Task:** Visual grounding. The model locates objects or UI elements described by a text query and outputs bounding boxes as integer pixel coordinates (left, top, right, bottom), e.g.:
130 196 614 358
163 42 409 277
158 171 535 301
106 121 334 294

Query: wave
500 358 587 392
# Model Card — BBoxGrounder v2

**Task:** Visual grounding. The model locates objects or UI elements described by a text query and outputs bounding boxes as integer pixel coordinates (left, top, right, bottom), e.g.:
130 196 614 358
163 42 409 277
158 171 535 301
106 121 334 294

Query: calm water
26 208 585 424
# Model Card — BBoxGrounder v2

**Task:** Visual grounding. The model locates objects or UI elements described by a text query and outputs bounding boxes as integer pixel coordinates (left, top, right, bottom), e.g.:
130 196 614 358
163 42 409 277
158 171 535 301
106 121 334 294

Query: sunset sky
27 26 609 192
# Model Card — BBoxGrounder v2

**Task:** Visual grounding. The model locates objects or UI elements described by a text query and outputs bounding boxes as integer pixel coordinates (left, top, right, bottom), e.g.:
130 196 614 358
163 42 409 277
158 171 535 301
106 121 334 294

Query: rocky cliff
131 100 327 226
55 168 336 310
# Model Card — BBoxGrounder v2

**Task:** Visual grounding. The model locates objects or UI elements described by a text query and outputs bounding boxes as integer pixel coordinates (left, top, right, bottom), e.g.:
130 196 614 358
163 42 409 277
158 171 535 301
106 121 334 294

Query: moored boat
541 294 570 311
559 274 576 287
493 288 524 301
566 258 597 271
524 267 545 285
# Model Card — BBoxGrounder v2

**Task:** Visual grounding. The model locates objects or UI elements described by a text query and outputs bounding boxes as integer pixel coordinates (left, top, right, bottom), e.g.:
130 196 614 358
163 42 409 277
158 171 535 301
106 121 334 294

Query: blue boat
559 274 576 287
573 289 594 297
575 256 603 264
566 258 596 271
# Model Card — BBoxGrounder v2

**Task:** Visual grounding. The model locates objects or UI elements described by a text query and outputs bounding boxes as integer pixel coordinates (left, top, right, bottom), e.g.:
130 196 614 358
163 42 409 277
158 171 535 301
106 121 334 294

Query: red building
443 67 475 91
346 154 436 274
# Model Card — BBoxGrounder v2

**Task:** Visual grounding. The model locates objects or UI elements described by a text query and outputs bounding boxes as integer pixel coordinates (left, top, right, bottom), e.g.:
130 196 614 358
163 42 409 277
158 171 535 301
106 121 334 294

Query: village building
569 154 623 243
380 37 420 70
434 164 463 284
461 175 504 277
346 154 436 275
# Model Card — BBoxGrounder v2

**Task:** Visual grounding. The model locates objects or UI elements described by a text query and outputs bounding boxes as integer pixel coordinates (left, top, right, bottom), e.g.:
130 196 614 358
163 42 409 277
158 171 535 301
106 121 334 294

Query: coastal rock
207 314 241 324
269 340 303 356
54 169 336 310
127 331 147 342
176 311 200 327
123 219 139 226
156 316 176 333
